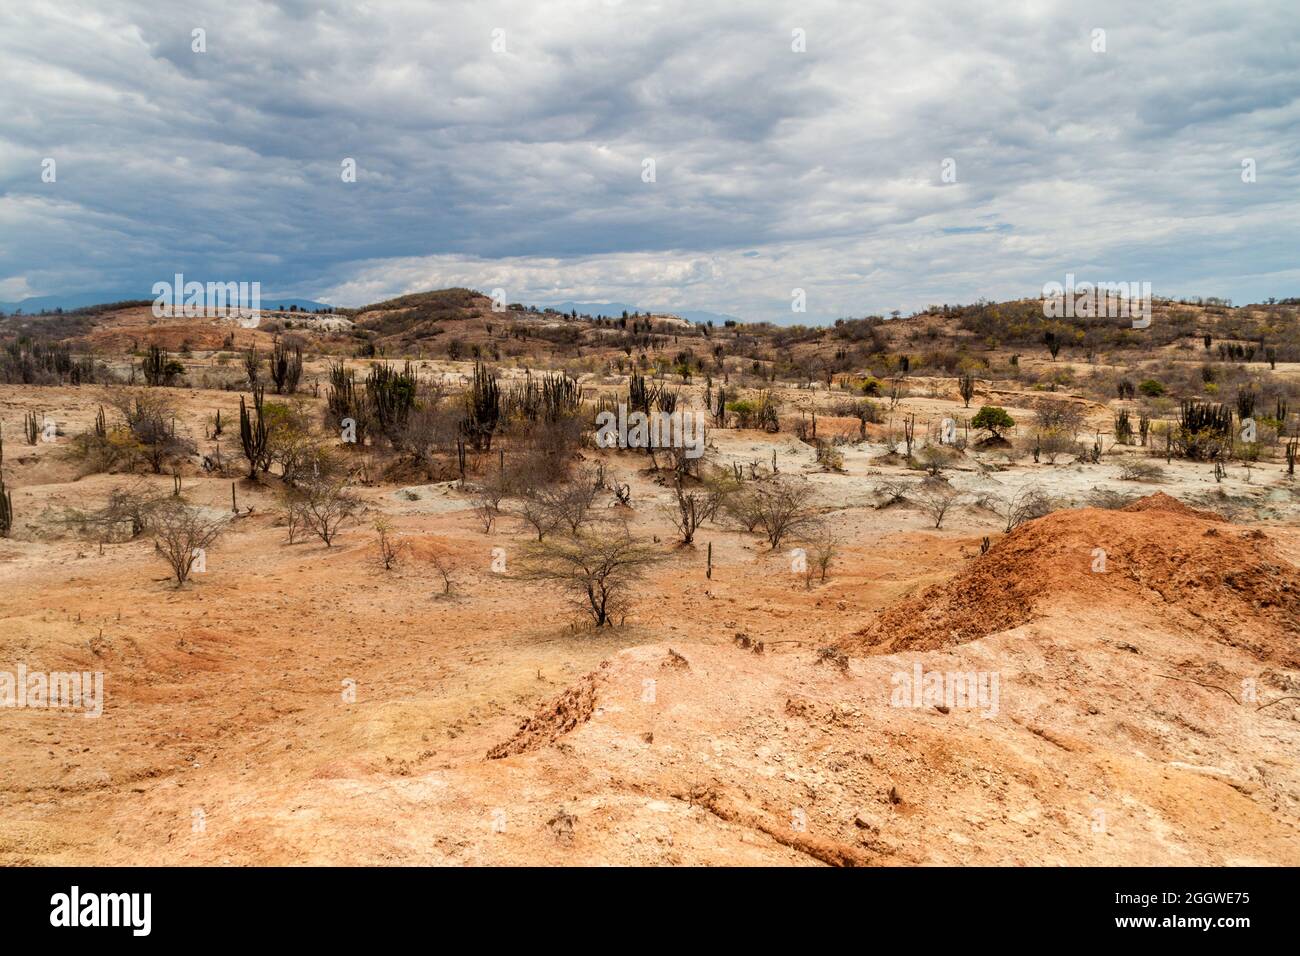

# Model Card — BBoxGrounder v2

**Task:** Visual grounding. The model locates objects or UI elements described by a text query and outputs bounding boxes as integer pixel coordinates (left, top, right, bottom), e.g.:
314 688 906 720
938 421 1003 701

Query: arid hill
848 493 1300 666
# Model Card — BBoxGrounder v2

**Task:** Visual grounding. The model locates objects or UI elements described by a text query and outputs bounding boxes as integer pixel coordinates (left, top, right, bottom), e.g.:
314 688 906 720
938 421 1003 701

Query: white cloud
1 0 1297 318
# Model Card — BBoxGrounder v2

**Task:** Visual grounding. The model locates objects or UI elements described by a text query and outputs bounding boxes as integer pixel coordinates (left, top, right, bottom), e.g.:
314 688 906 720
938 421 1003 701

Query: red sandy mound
485 665 606 759
848 494 1300 664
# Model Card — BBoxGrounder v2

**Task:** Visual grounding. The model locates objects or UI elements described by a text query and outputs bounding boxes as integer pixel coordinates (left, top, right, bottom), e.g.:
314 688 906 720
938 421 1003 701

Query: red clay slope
847 493 1299 664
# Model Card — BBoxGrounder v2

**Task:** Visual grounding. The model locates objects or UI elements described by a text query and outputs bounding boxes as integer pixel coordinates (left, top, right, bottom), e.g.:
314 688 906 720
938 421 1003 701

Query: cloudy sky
2 0 1298 322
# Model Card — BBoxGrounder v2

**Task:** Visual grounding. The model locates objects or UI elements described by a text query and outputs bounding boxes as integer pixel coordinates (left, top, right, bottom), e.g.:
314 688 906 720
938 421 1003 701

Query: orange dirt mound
847 494 1300 664
485 665 606 759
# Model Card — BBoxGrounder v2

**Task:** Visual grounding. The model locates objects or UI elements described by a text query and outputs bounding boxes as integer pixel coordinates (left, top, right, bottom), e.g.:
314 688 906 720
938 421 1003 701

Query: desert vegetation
1 289 1298 868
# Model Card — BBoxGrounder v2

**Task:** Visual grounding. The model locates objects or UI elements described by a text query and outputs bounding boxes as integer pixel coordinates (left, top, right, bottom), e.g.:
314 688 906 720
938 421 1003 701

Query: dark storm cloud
0 0 1297 321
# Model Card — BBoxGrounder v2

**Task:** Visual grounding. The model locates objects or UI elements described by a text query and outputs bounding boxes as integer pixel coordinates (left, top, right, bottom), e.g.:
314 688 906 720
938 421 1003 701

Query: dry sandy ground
1 382 1298 865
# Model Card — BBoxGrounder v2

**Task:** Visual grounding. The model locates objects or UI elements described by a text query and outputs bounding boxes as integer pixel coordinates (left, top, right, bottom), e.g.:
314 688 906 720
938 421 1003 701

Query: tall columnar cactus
239 385 270 479
270 337 303 394
463 361 501 451
142 345 168 386
365 361 417 441
0 429 12 538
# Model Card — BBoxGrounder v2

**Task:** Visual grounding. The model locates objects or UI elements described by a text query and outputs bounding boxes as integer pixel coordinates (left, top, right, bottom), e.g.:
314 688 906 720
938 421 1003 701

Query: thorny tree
153 501 225 586
516 526 663 627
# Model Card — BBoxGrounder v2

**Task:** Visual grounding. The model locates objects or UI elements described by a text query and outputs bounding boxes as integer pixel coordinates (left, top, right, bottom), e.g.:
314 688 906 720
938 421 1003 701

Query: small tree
544 476 602 535
971 406 1015 440
752 477 818 550
516 527 663 627
664 475 725 545
153 501 225 586
111 391 194 474
516 489 562 541
299 473 359 546
471 485 504 533
916 483 958 529
805 525 838 585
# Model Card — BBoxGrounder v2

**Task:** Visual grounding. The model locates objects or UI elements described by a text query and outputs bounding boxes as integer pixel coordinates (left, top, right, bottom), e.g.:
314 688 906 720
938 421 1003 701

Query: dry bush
374 517 401 569
545 471 603 534
720 483 764 532
915 483 959 529
1032 398 1086 438
804 524 838 585
516 472 602 540
298 473 361 546
515 525 663 627
65 480 167 543
815 439 845 472
1037 427 1084 464
1087 488 1138 510
872 479 911 507
915 444 958 476
1118 460 1166 482
153 501 225 586
1000 485 1056 532
516 489 563 541
751 477 818 549
429 550 455 596
663 474 727 545
110 391 195 474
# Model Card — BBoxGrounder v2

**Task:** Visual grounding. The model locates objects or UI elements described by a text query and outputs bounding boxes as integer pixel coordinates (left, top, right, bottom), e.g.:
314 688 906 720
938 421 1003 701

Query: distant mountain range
0 293 335 315
1 292 738 325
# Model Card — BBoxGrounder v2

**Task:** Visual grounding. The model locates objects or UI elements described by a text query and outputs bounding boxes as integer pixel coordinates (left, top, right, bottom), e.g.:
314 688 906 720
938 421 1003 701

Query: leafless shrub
664 474 726 545
470 473 509 533
546 472 603 534
814 439 844 472
1032 398 1086 438
721 483 764 531
1087 488 1137 510
152 501 225 586
1001 485 1056 532
65 480 166 543
299 473 361 546
1118 460 1166 482
804 524 838 585
915 483 959 529
516 489 562 541
873 479 910 508
375 517 401 569
915 444 958 476
430 551 455 596
752 477 818 549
